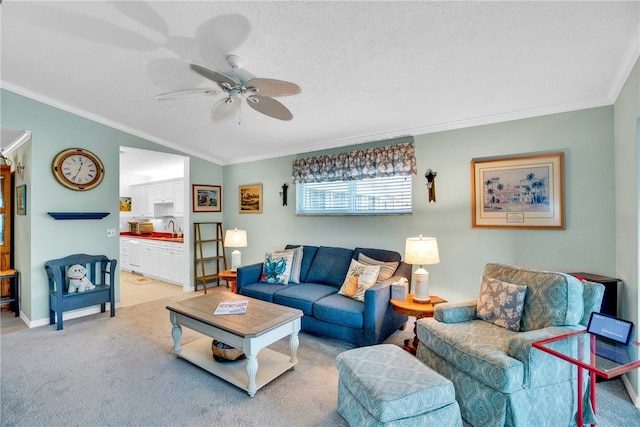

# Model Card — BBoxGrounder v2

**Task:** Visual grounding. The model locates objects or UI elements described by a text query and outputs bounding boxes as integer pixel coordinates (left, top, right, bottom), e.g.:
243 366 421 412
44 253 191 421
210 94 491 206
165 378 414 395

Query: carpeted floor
1 294 639 427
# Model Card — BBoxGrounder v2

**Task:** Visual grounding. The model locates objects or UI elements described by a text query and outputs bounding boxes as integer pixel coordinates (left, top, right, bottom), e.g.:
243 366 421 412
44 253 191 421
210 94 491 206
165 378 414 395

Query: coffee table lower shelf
176 337 296 395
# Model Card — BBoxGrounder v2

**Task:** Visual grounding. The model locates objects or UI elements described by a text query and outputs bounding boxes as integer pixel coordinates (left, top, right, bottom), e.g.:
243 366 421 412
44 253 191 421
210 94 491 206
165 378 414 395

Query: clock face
52 148 105 191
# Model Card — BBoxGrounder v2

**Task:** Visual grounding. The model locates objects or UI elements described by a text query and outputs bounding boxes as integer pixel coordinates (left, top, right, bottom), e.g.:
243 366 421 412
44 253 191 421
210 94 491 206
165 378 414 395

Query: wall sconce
425 169 437 203
16 162 25 179
280 183 289 206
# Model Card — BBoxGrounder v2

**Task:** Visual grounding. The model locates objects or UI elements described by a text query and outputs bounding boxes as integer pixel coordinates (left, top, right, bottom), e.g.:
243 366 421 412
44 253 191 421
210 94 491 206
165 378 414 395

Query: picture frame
471 152 564 229
16 184 26 215
192 184 222 212
239 183 263 214
119 197 131 212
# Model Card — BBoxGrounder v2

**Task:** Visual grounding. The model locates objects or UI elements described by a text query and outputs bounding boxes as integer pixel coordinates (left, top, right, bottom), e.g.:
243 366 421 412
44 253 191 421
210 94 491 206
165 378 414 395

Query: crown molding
1 82 223 165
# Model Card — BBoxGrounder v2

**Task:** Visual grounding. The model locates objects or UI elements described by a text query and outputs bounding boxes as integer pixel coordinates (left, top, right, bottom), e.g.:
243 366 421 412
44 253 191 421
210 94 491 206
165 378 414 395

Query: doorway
119 146 190 306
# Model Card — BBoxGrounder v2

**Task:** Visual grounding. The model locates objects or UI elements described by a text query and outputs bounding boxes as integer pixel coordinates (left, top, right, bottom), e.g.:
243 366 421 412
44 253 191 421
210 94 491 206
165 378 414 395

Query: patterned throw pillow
260 251 294 285
357 253 399 283
476 275 527 331
338 259 381 302
288 246 304 284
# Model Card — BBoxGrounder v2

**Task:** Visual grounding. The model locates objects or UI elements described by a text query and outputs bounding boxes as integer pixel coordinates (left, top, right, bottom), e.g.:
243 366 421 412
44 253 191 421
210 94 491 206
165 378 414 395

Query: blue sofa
416 263 605 427
236 245 411 346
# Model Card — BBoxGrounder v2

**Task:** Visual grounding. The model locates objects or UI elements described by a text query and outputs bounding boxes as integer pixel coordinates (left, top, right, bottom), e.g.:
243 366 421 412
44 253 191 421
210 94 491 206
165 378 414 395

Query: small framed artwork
192 184 222 212
119 197 131 212
239 183 263 214
471 151 564 229
16 184 26 215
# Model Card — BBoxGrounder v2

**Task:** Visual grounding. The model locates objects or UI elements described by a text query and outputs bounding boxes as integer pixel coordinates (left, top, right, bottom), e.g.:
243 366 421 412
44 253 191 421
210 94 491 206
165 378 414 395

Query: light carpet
1 295 639 427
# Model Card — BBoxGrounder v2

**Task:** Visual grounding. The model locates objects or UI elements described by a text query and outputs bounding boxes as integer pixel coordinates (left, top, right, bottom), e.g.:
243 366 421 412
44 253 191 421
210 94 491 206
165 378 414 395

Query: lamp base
231 250 241 271
412 295 432 304
412 268 431 304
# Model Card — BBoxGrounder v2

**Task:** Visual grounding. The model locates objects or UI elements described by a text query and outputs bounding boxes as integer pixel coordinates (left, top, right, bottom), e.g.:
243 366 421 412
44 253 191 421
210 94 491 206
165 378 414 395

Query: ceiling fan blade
246 78 301 97
211 96 240 122
154 89 220 100
190 64 238 89
247 95 293 121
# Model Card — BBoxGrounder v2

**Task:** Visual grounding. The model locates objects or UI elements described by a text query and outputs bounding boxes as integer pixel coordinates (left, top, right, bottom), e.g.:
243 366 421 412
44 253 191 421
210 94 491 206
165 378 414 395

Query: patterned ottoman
336 344 462 426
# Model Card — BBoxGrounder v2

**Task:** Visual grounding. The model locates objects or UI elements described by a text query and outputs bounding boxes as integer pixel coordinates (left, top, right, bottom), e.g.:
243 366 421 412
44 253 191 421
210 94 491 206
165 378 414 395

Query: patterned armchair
415 263 605 427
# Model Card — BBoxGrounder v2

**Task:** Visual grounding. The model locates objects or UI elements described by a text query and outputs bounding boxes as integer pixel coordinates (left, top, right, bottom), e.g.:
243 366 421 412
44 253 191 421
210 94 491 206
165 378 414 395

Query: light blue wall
1 89 223 323
223 106 617 302
0 87 628 343
614 58 639 394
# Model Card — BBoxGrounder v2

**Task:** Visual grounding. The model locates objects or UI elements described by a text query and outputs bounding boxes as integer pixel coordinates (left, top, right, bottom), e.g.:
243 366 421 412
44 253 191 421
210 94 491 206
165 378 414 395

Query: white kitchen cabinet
131 178 184 217
170 244 186 284
126 238 184 285
140 240 160 277
157 243 173 281
120 238 131 271
153 182 174 203
173 181 185 216
131 185 154 217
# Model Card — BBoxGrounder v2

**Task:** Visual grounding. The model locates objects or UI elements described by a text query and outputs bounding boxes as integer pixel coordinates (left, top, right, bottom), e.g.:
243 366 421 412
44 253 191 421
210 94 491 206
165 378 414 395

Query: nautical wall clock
51 148 105 191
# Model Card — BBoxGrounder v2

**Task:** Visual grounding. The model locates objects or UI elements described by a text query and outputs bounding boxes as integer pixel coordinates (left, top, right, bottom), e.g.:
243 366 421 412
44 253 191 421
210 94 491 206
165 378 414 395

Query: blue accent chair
416 263 605 427
45 254 117 330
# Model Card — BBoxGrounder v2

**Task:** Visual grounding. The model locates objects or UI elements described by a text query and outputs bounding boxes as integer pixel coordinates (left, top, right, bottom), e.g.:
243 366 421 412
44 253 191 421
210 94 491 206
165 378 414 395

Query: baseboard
27 303 117 329
621 374 640 408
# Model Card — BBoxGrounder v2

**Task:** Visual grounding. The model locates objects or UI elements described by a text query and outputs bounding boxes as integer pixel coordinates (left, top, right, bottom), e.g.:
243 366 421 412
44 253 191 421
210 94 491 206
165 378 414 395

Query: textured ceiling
1 1 639 166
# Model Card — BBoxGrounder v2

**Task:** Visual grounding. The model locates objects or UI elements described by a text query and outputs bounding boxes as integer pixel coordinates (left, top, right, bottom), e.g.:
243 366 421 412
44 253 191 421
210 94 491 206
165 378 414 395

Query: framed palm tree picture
471 152 564 229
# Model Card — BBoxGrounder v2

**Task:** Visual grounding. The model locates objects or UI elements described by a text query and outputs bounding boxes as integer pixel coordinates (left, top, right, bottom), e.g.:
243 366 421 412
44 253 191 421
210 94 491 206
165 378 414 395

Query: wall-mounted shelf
48 212 110 220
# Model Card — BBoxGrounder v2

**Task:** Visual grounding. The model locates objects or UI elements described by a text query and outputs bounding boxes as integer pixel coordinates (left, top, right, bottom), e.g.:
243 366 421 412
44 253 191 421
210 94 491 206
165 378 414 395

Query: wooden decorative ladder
193 222 227 294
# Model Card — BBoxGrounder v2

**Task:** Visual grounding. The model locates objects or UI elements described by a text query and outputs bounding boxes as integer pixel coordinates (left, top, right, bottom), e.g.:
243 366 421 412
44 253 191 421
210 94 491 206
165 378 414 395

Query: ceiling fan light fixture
159 57 300 122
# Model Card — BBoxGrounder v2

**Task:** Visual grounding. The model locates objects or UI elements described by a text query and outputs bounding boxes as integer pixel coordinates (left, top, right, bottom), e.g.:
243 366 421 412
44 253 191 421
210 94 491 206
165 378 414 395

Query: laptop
586 312 635 365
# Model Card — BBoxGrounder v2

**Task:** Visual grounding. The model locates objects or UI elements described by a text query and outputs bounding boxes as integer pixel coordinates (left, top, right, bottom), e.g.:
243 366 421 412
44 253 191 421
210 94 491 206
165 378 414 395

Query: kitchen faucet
167 220 176 237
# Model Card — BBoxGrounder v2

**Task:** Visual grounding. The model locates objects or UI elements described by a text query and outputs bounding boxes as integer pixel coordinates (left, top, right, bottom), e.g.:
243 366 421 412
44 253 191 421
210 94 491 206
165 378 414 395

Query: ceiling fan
155 55 301 122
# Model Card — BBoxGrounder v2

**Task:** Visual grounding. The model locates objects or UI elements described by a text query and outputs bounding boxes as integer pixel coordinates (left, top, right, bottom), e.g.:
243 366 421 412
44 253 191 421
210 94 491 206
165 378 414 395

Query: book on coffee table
214 300 249 315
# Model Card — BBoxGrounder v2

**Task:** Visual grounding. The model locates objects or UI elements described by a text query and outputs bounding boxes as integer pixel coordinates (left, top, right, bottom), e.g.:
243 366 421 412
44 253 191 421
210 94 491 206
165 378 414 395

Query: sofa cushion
476 275 527 331
313 293 364 329
283 246 304 284
338 259 380 302
417 318 524 393
484 263 583 331
357 253 399 283
260 251 294 284
273 283 338 315
238 282 297 302
305 246 354 287
353 247 402 263
285 244 319 283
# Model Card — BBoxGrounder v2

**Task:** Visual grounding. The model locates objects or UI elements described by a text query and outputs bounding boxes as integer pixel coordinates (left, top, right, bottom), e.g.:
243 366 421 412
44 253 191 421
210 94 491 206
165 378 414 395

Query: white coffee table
166 292 302 397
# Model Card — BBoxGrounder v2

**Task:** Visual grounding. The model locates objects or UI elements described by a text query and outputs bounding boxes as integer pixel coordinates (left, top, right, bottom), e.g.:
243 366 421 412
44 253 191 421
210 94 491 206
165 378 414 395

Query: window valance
292 142 417 184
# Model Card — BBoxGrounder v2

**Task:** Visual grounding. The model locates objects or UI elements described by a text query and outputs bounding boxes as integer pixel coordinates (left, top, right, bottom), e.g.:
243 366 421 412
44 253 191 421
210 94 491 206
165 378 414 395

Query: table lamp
224 228 247 271
404 235 440 303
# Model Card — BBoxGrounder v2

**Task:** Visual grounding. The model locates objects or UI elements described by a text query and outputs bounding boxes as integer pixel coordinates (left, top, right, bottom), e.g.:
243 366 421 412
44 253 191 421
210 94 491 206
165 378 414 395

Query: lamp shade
404 236 440 266
224 229 247 248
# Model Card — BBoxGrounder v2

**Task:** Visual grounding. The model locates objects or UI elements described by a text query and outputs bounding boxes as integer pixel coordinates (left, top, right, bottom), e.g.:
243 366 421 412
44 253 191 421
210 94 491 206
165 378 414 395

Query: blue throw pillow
260 251 294 285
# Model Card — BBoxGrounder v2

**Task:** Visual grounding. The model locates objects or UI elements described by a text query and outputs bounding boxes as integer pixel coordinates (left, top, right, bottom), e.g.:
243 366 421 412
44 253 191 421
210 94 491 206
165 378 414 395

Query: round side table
390 294 447 354
218 270 237 293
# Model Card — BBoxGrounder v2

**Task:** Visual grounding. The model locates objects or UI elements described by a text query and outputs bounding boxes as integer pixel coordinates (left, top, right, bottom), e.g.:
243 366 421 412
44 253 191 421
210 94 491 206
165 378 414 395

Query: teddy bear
67 264 96 293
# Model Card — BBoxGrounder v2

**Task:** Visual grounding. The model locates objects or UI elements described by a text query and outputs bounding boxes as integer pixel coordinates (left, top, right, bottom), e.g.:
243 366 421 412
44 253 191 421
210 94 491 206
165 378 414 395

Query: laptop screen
587 312 634 345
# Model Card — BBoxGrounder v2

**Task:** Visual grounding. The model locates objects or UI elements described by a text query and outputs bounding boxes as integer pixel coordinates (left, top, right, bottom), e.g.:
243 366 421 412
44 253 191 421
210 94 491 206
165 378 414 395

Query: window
296 175 412 215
